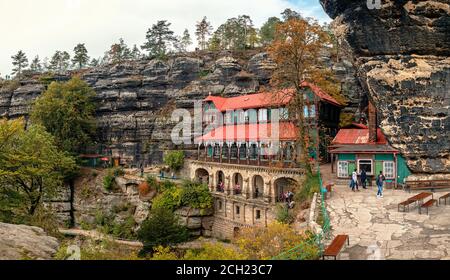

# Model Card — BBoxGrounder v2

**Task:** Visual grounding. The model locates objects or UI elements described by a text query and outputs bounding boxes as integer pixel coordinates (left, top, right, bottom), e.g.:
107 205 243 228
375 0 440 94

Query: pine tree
107 38 132 64
181 29 192 51
49 51 70 74
195 17 213 50
130 44 142 60
30 55 42 73
11 50 29 78
90 58 99 67
281 8 302 21
72 43 90 69
141 20 177 58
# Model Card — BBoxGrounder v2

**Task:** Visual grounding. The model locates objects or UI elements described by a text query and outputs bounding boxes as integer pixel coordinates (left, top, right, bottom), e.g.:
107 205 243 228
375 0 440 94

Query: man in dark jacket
361 169 367 189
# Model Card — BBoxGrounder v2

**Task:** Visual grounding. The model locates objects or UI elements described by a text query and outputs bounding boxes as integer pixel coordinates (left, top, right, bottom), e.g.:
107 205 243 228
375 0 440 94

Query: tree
141 20 177 58
72 43 90 69
90 58 100 67
281 8 302 21
195 16 213 50
11 50 29 78
30 55 42 73
163 150 185 171
259 17 282 46
107 38 132 64
268 18 331 172
0 118 77 219
49 51 71 74
209 15 258 50
30 77 97 155
137 207 190 254
235 222 320 260
180 29 192 52
130 44 142 60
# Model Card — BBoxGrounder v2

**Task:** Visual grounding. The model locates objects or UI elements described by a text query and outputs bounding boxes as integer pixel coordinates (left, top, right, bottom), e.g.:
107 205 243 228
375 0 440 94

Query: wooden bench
406 180 450 193
322 235 349 260
439 193 450 205
419 199 438 215
398 199 415 212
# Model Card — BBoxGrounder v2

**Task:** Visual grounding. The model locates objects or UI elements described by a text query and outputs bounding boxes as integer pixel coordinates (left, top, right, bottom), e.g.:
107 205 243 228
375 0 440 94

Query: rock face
0 223 59 260
320 0 450 175
0 50 361 166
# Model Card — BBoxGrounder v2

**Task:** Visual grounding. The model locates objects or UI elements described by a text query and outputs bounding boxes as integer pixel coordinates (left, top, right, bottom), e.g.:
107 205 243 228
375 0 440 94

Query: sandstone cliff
0 49 361 166
320 0 450 176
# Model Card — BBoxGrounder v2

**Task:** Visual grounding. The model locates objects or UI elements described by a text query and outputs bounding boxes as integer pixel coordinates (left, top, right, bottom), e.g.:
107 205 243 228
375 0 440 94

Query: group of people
281 190 295 209
350 169 386 198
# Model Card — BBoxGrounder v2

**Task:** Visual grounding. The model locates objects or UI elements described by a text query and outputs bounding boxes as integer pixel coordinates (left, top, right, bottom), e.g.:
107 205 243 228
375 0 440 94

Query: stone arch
194 168 209 185
251 175 264 199
232 172 243 195
216 170 225 192
233 227 241 238
273 177 298 202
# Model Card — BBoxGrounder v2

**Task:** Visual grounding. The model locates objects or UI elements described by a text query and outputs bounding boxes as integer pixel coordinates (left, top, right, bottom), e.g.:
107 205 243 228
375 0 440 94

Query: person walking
376 171 386 198
352 169 359 191
361 169 367 189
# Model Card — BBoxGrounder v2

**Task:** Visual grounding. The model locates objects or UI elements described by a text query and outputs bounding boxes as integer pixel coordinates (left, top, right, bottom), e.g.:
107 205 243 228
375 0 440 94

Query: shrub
137 207 190 255
103 174 115 191
294 172 320 203
150 246 180 260
184 242 247 260
180 181 213 209
112 216 137 240
151 187 183 211
138 182 151 196
275 204 294 224
235 222 316 260
163 151 185 171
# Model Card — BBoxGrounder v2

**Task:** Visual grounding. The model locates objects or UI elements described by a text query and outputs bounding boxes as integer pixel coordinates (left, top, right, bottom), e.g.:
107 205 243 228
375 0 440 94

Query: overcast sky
0 0 330 77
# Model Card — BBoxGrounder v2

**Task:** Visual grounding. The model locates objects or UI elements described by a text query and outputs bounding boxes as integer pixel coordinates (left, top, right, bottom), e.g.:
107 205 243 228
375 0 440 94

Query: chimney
368 101 377 143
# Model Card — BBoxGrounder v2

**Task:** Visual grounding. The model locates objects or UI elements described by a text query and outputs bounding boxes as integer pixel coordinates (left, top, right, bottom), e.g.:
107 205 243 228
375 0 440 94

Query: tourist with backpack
376 171 386 198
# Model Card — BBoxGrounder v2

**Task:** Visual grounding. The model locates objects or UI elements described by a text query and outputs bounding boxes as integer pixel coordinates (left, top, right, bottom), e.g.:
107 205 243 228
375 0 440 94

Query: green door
348 162 356 176
397 155 411 183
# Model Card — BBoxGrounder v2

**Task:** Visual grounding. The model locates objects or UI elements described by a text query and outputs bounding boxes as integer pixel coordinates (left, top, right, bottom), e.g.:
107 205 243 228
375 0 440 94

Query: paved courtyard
325 184 450 260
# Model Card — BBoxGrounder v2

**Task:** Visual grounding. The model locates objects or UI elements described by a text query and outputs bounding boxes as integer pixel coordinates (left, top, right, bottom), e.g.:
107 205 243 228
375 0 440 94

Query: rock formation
0 50 360 166
0 222 59 260
320 0 450 176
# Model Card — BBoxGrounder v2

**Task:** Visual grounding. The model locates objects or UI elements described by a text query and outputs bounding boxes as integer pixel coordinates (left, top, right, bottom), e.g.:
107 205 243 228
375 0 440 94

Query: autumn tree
11 50 29 78
72 43 90 69
0 118 77 219
195 16 213 50
107 38 132 64
30 55 42 73
30 77 97 155
49 51 71 74
259 17 281 46
141 20 177 58
268 17 331 172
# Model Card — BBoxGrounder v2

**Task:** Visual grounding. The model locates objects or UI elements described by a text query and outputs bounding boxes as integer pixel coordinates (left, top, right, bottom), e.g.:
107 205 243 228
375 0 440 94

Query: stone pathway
325 185 450 260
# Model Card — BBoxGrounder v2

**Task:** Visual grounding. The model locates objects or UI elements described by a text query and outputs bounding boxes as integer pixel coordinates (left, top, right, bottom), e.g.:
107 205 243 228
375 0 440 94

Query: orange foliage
138 182 151 196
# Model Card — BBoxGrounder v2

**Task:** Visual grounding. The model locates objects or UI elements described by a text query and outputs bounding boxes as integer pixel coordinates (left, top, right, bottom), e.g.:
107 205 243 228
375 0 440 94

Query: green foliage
137 207 190 254
163 150 185 171
275 204 294 224
94 209 137 240
38 73 55 86
339 112 355 128
180 181 213 210
11 50 29 78
107 38 132 64
208 15 259 50
151 180 212 211
295 172 320 203
141 20 177 59
259 17 281 45
72 43 90 69
30 77 96 155
103 174 115 191
184 242 247 260
55 239 142 260
195 16 213 50
49 50 70 74
0 118 77 219
112 216 137 240
198 69 211 78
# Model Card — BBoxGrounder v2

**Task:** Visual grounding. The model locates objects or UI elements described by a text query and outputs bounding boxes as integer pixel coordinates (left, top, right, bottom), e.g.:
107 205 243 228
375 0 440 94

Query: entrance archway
232 173 243 195
233 227 240 238
274 177 297 202
216 171 225 192
194 168 209 185
252 175 264 199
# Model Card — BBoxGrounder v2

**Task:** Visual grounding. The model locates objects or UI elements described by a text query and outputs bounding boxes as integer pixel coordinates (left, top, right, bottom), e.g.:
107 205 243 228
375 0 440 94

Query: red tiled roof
331 128 387 145
204 83 342 111
300 81 343 107
198 122 298 142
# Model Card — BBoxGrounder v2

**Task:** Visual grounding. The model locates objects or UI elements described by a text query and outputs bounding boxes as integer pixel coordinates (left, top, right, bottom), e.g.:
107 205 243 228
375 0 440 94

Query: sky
0 0 330 78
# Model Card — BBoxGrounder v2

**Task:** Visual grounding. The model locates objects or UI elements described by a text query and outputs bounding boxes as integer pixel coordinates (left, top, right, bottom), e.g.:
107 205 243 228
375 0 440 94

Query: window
236 206 240 215
218 200 223 210
247 109 257 123
280 107 289 120
384 161 395 179
258 109 268 122
358 159 373 175
225 111 233 124
256 210 261 220
338 161 349 178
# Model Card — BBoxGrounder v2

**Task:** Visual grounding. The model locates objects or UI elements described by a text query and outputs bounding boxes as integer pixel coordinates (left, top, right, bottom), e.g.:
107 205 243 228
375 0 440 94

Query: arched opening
274 177 297 202
198 143 206 159
216 170 225 192
239 143 247 159
252 175 264 199
230 143 238 159
232 173 243 195
222 143 229 159
233 227 240 238
213 144 220 158
195 168 209 185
